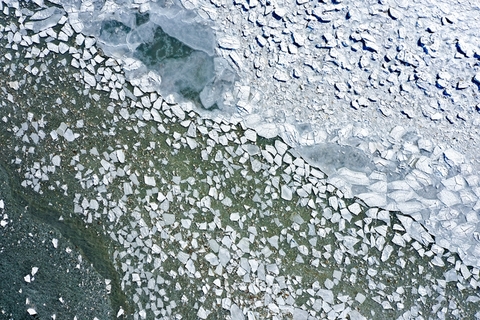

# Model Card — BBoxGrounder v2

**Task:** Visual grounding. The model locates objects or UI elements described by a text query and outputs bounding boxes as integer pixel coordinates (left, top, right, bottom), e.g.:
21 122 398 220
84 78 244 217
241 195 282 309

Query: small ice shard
438 189 460 207
230 303 244 320
281 185 293 200
163 213 175 225
273 70 288 82
381 244 393 261
244 129 256 142
27 308 37 316
144 175 156 186
357 193 387 207
444 148 465 167
230 212 240 221
63 129 75 142
84 72 97 87
51 155 61 166
117 307 124 317
205 253 219 265
218 247 231 266
218 36 241 50
170 104 185 120
116 150 125 163
355 293 366 304
30 7 57 20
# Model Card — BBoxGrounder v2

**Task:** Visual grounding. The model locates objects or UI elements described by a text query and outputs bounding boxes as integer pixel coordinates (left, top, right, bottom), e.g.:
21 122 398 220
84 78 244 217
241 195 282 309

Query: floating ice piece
219 36 241 50
27 308 37 316
218 247 231 266
293 308 309 319
130 71 162 93
444 148 465 167
244 129 256 142
170 104 185 120
438 189 460 207
281 185 293 201
63 129 76 142
197 307 210 319
230 304 244 320
117 150 125 163
51 155 61 166
30 7 57 21
144 175 156 186
273 70 289 82
397 214 433 245
357 193 387 207
163 213 175 225
381 244 393 261
117 308 124 317
317 289 334 304
249 123 275 139
275 140 288 155
84 72 96 87
205 253 219 265
336 167 370 185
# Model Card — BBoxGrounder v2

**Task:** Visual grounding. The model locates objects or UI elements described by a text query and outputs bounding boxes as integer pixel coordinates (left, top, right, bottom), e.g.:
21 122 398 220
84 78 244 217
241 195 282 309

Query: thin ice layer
57 0 234 109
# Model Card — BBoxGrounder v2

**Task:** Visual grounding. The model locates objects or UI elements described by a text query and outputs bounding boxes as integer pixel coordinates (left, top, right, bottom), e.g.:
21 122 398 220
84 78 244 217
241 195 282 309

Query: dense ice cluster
27 0 480 267
1 0 480 319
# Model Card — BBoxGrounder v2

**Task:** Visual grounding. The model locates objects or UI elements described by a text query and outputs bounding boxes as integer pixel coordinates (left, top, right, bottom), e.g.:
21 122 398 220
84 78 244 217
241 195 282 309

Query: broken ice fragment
218 36 241 50
83 72 97 87
27 308 37 316
230 303 244 320
444 148 465 167
144 175 156 186
281 185 293 201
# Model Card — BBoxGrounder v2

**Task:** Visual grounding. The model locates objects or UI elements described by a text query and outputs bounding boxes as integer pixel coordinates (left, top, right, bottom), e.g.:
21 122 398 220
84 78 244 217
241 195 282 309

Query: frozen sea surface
1 0 480 319
42 0 480 267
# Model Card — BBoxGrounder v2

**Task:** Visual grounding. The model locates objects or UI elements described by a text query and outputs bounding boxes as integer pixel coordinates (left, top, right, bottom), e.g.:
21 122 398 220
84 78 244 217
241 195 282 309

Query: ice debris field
1 0 480 319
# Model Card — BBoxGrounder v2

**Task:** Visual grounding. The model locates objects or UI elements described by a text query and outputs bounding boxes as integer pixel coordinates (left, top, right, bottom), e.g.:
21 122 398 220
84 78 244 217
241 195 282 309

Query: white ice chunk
117 150 125 163
83 72 96 87
27 308 37 316
219 36 241 50
51 155 61 166
438 189 460 207
444 148 465 167
357 193 387 207
381 244 393 261
144 175 156 186
244 129 257 142
163 213 175 225
281 185 293 201
230 304 244 320
218 247 231 266
64 129 75 142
